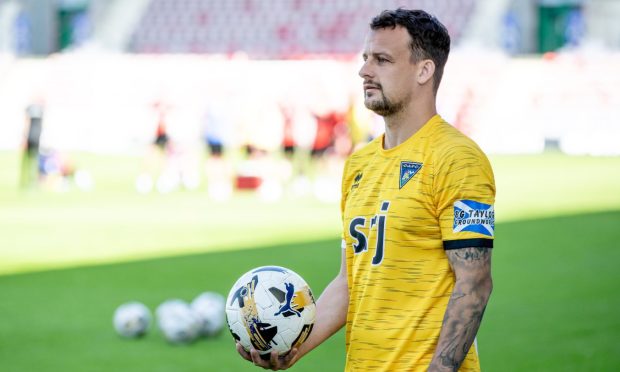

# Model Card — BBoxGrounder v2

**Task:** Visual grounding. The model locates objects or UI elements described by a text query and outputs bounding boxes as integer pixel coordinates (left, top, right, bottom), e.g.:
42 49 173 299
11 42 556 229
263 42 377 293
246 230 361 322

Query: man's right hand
236 343 299 370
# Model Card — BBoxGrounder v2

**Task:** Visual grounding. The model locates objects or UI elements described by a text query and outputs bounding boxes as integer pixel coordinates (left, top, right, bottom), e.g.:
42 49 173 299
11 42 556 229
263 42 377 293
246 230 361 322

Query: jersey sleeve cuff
443 238 493 250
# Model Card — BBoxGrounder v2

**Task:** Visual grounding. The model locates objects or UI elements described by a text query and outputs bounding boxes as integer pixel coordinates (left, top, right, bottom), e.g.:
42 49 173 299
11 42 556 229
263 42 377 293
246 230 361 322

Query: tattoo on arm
429 247 493 372
451 246 490 263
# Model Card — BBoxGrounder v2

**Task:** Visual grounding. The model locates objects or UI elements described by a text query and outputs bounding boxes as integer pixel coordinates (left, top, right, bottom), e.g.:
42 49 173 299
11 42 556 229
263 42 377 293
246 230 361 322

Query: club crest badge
399 161 422 189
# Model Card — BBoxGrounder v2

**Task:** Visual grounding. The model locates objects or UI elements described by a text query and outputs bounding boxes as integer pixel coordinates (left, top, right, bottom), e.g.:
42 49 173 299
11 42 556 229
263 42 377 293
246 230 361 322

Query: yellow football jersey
340 115 495 371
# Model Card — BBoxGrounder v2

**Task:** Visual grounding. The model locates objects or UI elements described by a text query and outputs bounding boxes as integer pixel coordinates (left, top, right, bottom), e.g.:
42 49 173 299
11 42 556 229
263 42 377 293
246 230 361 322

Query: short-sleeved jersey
340 115 495 371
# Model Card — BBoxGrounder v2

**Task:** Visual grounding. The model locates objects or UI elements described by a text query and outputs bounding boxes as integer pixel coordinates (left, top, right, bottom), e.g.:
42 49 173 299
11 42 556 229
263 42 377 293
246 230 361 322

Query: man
20 99 45 189
238 9 495 371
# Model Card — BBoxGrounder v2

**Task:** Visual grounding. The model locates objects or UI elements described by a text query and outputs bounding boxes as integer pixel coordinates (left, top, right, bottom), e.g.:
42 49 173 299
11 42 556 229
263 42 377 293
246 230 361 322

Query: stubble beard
364 90 404 117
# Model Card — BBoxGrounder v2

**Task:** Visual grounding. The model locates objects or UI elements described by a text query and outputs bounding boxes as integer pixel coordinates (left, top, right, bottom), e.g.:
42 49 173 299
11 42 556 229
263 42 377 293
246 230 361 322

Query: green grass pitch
0 152 619 371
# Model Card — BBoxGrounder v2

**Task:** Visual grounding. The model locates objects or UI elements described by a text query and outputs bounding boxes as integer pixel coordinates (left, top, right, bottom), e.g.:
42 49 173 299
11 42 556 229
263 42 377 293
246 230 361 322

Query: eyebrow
363 52 393 60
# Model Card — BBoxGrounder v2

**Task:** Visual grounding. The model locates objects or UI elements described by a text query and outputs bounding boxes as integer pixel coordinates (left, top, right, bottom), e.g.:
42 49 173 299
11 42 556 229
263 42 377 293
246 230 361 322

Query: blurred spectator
202 103 234 201
135 100 172 194
280 104 296 158
311 111 344 157
153 101 170 151
278 102 317 198
20 99 44 189
38 148 77 192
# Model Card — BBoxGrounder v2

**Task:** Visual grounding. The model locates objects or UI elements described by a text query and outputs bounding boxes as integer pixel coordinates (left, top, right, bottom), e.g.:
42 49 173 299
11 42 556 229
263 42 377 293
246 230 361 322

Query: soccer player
237 9 495 371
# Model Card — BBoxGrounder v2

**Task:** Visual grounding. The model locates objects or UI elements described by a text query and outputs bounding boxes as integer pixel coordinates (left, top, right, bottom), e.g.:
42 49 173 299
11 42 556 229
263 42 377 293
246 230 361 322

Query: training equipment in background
226 266 316 357
156 299 202 344
113 301 151 338
191 291 226 337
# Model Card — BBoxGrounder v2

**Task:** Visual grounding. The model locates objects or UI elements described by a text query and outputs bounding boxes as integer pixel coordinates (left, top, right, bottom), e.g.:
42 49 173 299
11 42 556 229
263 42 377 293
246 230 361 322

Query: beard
364 89 404 117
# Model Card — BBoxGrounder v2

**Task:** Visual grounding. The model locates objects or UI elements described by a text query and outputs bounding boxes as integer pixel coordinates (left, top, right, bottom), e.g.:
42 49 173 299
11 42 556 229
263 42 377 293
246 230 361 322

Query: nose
358 60 373 80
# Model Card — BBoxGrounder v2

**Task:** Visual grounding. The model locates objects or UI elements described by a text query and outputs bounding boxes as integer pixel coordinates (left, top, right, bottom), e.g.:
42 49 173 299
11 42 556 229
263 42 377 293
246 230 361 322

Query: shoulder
430 120 484 154
430 119 496 209
429 119 491 169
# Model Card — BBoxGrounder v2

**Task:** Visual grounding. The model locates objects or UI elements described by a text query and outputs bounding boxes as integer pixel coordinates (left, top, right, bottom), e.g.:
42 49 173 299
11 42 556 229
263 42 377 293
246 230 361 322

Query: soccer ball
156 299 202 344
226 266 316 357
190 291 226 337
113 301 151 338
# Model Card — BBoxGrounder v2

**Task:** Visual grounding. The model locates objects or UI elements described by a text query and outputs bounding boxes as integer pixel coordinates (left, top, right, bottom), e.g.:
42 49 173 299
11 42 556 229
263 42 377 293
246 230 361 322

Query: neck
382 99 437 150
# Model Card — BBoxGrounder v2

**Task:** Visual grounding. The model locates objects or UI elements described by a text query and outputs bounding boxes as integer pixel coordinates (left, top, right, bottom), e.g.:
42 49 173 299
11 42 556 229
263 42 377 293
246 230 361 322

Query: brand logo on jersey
453 200 494 237
351 172 363 189
399 161 422 189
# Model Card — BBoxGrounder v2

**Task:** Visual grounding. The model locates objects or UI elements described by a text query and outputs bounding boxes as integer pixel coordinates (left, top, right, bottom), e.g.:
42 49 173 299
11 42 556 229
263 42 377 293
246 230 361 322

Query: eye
377 57 388 64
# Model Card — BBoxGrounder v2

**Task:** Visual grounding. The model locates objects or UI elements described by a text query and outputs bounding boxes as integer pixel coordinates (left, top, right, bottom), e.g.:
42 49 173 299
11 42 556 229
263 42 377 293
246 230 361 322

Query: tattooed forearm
452 246 489 262
428 247 493 372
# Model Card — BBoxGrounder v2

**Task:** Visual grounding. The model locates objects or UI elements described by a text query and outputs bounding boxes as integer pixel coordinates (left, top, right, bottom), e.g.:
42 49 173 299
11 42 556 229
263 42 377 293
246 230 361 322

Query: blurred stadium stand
3 0 620 55
128 0 475 57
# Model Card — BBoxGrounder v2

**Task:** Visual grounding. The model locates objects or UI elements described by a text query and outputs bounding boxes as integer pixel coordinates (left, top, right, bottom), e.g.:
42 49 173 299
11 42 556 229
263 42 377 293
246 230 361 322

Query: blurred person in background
136 100 172 194
202 102 234 201
37 148 76 191
309 110 350 202
279 101 317 198
238 8 495 371
20 98 45 189
153 101 170 152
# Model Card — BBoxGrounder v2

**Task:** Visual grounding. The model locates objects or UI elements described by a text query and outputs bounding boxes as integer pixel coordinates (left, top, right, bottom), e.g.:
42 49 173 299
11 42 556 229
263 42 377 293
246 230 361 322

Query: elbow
454 272 493 304
467 274 493 303
481 276 493 303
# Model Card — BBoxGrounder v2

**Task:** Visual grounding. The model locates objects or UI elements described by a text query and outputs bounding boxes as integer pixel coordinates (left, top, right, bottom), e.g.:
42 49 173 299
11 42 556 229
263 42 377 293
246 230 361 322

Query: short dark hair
370 8 451 94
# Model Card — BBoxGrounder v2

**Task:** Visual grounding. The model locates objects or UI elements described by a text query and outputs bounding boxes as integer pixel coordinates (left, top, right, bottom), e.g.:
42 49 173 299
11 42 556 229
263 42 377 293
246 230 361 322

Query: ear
416 59 435 86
